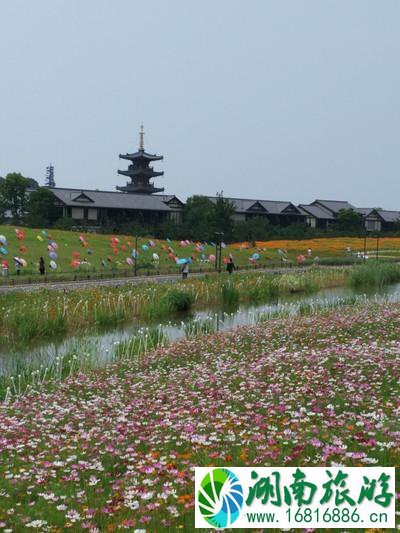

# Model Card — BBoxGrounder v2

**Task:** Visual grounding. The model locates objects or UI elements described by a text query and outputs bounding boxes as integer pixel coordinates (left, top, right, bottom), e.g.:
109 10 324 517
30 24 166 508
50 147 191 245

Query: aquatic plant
350 262 400 289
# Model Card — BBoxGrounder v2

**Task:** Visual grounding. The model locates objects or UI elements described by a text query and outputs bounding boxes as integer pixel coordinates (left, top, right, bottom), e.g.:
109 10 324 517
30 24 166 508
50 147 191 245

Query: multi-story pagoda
117 126 164 194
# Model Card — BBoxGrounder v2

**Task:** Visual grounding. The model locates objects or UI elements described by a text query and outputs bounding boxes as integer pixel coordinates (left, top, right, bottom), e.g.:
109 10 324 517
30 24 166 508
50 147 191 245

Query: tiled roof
298 204 334 220
50 188 180 212
377 210 400 223
207 197 302 215
312 199 355 215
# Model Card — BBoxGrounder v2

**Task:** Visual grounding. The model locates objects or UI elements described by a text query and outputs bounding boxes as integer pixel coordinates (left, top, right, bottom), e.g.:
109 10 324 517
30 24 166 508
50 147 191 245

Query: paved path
0 267 293 293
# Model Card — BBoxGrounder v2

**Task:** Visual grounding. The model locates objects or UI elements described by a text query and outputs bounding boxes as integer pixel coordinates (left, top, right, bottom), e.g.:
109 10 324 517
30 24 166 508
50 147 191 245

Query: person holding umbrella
14 257 22 275
39 257 45 276
181 260 189 280
226 254 235 274
1 260 9 278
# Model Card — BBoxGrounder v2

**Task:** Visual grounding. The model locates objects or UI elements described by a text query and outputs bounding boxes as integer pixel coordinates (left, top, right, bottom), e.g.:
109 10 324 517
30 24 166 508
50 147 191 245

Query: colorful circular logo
198 468 243 528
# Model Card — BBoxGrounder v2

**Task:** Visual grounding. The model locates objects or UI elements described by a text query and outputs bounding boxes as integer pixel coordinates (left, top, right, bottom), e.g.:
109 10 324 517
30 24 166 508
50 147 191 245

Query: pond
1 283 400 378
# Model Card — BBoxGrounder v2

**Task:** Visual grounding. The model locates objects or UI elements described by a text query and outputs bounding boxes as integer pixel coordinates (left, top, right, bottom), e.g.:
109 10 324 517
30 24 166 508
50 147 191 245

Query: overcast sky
0 1 399 208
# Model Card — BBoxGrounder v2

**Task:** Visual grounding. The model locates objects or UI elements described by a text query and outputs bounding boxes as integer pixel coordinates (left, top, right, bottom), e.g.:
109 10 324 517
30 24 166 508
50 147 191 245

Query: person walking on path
226 254 235 274
39 257 45 276
181 262 189 280
1 260 9 278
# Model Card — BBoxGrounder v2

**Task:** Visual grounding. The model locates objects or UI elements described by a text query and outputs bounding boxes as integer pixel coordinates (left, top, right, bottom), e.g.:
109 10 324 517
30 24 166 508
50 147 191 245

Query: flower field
0 302 399 531
1 224 400 283
254 236 400 260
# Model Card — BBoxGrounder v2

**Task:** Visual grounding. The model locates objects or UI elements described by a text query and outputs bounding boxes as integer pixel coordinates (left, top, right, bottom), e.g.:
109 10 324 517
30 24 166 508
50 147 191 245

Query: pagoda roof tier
119 150 163 162
117 168 164 179
116 184 165 194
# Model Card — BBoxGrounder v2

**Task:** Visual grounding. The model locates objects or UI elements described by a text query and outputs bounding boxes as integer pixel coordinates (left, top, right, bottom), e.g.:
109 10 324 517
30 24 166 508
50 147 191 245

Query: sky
0 1 399 208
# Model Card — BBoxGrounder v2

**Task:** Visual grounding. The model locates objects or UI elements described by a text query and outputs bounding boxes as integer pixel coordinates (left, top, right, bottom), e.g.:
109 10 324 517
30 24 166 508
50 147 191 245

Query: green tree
214 193 235 241
26 188 61 227
234 216 272 242
0 172 36 222
335 208 364 231
183 196 216 241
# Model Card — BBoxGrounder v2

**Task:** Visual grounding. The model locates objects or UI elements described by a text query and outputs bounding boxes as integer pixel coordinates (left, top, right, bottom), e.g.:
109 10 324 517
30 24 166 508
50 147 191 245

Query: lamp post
134 235 138 276
214 231 224 274
376 233 380 261
363 231 367 263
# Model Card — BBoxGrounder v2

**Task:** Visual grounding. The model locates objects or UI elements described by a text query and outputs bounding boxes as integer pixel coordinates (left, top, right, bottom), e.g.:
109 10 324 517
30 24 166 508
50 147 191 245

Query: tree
26 188 61 227
214 193 235 241
234 216 272 242
335 208 364 232
183 196 216 241
0 173 35 222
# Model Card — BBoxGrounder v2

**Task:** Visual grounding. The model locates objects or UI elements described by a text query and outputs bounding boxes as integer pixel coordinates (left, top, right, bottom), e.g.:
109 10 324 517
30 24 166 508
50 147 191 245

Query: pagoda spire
117 128 164 194
139 124 145 151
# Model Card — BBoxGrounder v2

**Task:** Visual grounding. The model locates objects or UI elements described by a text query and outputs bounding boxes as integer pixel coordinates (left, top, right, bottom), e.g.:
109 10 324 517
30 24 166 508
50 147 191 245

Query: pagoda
117 126 164 194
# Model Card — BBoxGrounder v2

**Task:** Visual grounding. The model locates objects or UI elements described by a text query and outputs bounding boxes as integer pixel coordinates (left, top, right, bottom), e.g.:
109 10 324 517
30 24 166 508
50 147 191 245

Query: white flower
26 520 48 529
65 510 81 522
56 504 67 511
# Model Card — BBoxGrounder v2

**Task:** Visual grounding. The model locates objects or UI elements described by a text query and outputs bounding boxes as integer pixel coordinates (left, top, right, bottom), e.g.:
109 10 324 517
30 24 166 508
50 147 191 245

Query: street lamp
134 235 138 276
214 231 224 273
376 233 380 261
363 231 367 263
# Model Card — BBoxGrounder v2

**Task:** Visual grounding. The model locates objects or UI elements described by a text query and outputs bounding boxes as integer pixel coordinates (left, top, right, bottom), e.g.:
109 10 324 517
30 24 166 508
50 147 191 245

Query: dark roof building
45 128 183 226
50 187 183 226
207 196 305 225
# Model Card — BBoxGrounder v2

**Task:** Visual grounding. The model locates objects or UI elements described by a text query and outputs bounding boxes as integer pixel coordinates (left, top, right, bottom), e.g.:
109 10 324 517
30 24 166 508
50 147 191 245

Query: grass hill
0 225 398 281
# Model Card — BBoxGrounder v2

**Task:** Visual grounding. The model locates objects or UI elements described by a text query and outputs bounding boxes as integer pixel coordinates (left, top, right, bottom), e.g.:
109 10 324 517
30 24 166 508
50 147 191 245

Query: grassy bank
1 224 399 282
0 268 349 344
0 302 398 530
349 261 400 289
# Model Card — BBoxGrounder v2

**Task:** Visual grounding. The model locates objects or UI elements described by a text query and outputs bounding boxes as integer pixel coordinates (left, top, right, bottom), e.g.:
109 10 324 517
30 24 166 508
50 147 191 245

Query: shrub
164 290 194 312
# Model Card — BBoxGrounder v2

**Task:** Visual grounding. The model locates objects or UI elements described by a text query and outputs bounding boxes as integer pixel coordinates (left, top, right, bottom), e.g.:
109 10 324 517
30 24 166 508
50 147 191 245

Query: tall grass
0 268 350 344
1 327 169 403
184 316 217 338
221 282 240 307
349 262 400 289
114 328 168 359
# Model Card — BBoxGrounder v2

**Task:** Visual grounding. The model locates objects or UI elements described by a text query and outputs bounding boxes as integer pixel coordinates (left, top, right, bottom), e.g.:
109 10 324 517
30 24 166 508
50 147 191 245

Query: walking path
0 267 297 293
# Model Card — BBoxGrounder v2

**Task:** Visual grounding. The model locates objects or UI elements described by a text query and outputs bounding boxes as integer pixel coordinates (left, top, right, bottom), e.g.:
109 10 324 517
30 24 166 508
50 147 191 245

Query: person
1 261 9 278
181 262 189 280
15 260 21 276
39 256 45 275
226 254 235 274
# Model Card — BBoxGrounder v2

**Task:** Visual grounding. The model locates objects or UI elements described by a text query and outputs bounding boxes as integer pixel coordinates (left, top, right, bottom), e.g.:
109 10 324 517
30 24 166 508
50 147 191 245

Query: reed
349 262 400 289
220 282 240 307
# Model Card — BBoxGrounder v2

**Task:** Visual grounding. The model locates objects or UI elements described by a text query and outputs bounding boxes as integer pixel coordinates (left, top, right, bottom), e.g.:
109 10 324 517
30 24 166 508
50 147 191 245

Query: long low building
51 188 184 225
48 189 400 233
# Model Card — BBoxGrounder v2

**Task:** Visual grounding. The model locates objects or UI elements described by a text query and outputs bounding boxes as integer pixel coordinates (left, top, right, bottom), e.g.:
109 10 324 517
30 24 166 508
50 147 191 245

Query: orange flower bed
231 237 400 256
